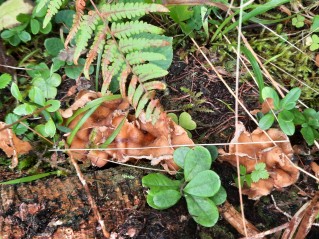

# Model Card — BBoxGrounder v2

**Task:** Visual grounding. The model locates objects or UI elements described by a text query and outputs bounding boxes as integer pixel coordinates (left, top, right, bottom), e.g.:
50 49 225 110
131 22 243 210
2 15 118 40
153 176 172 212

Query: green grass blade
67 104 100 145
66 94 121 126
99 114 127 148
222 0 290 36
0 171 60 185
241 46 264 101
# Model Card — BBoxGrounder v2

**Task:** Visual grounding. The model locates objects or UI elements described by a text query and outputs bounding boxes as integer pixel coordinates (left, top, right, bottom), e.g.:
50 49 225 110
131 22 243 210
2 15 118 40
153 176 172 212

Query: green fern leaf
111 21 164 39
145 99 159 121
126 52 166 65
133 63 168 82
135 91 156 118
119 38 170 53
126 75 138 101
84 25 108 78
74 12 100 64
43 0 63 28
100 2 169 21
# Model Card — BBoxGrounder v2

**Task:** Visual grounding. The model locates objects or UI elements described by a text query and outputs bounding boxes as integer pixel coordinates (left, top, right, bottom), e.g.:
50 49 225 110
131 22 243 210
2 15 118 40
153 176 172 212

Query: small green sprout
292 15 305 28
309 34 319 51
168 112 196 137
235 163 269 188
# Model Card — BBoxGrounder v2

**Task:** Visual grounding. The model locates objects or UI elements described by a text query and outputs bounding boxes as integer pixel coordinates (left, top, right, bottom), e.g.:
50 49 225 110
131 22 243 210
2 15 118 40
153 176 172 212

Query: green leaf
28 86 45 106
210 186 227 206
32 73 61 98
179 112 196 130
13 103 37 115
185 195 219 227
167 113 178 124
241 46 264 101
204 145 218 162
5 113 28 135
184 146 212 182
258 113 275 130
18 31 31 42
26 62 50 78
311 15 319 33
278 110 294 122
280 88 301 110
0 171 59 185
30 19 40 34
173 147 191 168
0 73 12 89
251 163 269 182
11 82 23 101
262 87 280 109
44 38 64 57
146 190 163 210
65 58 94 79
292 109 306 125
142 173 181 191
54 10 75 33
303 108 317 119
301 126 315 145
152 189 181 209
40 21 52 34
184 170 221 197
278 119 295 136
221 0 290 36
45 100 61 112
239 165 247 175
168 5 193 23
0 0 33 31
8 34 21 46
1 30 15 39
45 119 56 137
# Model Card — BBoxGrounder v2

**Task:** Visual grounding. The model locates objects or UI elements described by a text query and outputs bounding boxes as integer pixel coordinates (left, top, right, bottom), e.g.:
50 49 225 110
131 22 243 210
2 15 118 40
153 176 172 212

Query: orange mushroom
219 123 299 199
62 91 194 171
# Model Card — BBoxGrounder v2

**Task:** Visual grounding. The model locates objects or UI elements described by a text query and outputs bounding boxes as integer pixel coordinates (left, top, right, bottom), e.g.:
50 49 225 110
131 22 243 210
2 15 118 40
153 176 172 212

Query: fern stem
95 50 103 92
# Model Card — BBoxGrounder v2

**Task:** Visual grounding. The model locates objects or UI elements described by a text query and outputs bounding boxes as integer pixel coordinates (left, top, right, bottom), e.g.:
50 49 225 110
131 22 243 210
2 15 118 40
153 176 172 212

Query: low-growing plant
258 87 319 145
292 15 305 28
5 63 64 138
167 111 196 137
142 146 226 227
235 163 270 188
0 1 52 46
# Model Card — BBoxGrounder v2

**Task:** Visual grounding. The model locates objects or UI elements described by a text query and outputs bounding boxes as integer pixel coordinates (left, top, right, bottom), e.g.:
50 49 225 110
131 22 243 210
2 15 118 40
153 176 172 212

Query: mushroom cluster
62 91 194 171
219 123 299 199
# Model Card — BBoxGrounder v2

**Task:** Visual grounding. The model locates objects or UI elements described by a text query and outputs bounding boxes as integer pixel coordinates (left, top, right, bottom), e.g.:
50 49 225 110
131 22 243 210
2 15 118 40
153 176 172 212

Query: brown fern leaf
64 0 87 48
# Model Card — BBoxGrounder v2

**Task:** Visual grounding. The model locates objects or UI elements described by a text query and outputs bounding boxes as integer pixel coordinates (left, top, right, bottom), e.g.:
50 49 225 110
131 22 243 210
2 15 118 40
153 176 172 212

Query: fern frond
111 21 164 39
73 12 100 64
65 0 87 48
119 38 170 53
126 52 166 65
99 2 169 21
133 64 168 82
84 24 108 78
43 0 63 28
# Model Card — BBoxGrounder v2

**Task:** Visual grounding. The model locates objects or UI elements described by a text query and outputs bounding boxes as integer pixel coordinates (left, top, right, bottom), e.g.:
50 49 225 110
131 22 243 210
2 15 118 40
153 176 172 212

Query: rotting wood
220 201 263 238
0 166 144 238
0 166 196 239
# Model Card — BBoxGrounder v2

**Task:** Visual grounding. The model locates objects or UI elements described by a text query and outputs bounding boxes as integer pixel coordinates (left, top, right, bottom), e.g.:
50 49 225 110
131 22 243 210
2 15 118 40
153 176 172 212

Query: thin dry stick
234 0 248 237
0 104 52 132
239 222 289 239
68 150 110 238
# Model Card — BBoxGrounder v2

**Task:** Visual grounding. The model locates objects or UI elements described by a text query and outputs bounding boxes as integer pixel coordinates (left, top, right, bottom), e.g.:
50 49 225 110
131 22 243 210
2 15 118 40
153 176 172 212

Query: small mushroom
219 123 299 199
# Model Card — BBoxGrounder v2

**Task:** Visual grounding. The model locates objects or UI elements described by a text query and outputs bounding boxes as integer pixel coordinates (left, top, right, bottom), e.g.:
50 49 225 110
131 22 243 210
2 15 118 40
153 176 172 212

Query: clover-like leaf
210 186 227 206
13 103 37 115
32 73 61 98
179 112 196 130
